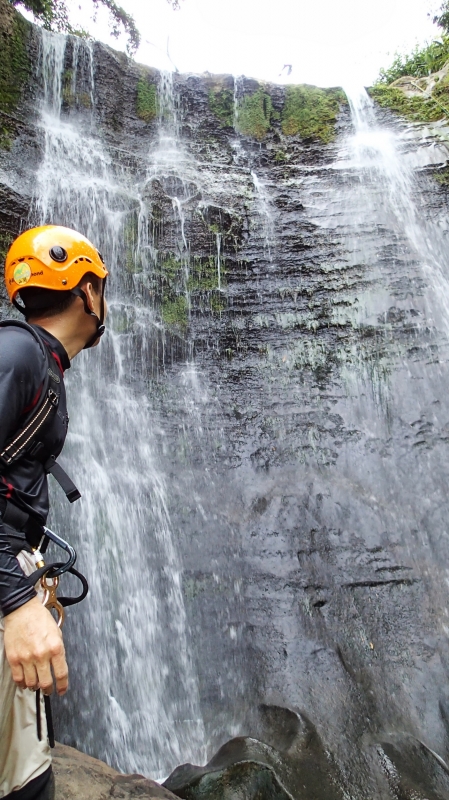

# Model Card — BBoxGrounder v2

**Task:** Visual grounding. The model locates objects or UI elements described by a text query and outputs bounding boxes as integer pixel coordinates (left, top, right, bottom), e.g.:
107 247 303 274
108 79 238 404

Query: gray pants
0 552 51 797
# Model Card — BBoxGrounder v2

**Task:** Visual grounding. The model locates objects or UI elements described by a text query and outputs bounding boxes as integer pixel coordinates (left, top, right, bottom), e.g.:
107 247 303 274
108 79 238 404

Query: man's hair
19 272 103 321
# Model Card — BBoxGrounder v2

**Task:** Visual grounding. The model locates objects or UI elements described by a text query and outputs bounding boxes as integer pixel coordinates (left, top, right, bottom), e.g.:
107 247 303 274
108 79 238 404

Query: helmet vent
79 257 84 261
86 258 92 263
50 246 68 263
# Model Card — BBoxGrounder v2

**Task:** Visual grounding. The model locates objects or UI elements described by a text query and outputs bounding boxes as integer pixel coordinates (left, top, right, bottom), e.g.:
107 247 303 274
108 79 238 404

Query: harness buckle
48 389 59 407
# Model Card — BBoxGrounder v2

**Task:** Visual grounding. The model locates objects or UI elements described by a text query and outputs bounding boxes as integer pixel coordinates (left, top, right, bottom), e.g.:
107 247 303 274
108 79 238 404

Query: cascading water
8 14 449 792
33 31 206 779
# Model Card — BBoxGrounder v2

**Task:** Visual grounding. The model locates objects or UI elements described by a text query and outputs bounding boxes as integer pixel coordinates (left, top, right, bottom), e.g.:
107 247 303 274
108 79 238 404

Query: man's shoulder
0 322 46 373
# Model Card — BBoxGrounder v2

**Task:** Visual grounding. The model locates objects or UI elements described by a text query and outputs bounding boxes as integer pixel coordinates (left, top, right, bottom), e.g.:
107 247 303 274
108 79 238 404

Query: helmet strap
71 278 107 350
12 297 27 315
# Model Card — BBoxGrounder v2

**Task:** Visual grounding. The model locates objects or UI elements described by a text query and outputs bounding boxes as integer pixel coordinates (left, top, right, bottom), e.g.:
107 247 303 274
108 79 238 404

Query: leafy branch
9 0 183 55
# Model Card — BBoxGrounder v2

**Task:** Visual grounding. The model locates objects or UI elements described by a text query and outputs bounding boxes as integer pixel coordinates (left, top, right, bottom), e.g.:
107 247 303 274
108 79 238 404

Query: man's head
4 225 109 350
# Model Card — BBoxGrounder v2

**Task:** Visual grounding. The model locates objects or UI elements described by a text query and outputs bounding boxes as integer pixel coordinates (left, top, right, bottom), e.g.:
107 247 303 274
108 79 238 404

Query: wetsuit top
0 324 70 617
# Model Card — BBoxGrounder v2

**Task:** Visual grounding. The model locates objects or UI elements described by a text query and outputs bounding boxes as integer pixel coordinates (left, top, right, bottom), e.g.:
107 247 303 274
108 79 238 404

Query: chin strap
71 278 107 350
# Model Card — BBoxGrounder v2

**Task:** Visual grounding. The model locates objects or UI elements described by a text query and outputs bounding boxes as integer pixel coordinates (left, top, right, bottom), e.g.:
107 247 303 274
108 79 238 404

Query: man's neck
28 314 93 360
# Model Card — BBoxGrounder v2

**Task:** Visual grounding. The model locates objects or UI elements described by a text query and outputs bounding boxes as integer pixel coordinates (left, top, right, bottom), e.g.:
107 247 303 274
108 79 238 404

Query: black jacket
0 324 70 616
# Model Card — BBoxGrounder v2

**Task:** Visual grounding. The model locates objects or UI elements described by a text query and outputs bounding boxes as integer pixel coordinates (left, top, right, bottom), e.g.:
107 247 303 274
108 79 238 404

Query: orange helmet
4 225 108 303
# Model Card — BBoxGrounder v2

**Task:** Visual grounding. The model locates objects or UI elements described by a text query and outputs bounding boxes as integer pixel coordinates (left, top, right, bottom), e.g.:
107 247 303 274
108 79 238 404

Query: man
0 225 108 800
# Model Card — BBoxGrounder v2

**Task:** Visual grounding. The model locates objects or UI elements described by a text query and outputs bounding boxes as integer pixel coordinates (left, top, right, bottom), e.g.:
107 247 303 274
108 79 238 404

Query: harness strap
0 498 44 551
0 320 81 503
0 391 58 467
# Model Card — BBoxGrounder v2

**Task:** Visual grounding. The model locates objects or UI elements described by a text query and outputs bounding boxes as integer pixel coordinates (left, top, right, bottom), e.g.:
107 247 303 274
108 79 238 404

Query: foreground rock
164 706 345 800
52 744 178 800
163 705 449 800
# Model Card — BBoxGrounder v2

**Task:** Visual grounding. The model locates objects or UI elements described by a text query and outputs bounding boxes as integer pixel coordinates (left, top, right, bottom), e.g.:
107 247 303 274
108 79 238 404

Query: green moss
62 70 75 107
281 86 342 142
0 231 14 265
368 85 444 122
162 295 188 328
433 165 449 185
237 89 275 140
187 256 226 292
136 75 157 122
0 3 31 150
208 88 234 127
274 149 286 162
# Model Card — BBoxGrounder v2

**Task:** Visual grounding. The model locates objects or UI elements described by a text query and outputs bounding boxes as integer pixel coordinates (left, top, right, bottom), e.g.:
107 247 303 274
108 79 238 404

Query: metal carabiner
41 574 65 628
42 526 77 577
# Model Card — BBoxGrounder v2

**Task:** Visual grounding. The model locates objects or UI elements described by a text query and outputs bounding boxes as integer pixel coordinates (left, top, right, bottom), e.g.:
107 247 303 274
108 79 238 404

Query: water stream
33 31 207 779
16 31 449 792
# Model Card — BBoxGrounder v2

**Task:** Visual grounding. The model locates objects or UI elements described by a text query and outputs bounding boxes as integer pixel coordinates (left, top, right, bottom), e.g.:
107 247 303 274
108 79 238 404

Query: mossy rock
369 85 444 123
188 256 225 293
281 85 343 143
136 74 158 123
162 295 188 328
0 0 31 149
433 165 449 185
0 231 14 265
208 88 234 128
237 88 277 140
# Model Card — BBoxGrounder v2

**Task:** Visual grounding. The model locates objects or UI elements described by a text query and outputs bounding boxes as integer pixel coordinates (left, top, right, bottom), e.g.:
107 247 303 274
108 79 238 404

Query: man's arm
0 328 68 695
0 329 40 616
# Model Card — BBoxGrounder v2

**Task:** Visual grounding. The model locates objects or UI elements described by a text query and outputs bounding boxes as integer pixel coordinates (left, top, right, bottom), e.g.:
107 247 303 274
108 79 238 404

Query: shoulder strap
0 320 81 503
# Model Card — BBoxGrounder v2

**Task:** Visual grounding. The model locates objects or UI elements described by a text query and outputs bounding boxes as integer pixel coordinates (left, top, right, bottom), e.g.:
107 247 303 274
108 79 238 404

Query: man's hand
3 596 68 696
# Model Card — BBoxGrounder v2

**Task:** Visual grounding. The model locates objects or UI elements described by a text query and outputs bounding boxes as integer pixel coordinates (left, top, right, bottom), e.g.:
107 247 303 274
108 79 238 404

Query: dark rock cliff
3 2 449 798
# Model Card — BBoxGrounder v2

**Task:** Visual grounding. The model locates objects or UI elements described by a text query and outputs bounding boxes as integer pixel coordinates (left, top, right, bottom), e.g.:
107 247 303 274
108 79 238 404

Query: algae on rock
281 85 343 142
368 85 445 123
208 88 234 128
236 88 277 140
0 0 31 149
136 73 158 122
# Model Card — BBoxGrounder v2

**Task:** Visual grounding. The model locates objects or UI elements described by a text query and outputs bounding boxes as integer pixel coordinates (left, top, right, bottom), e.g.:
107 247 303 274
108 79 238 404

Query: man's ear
82 281 96 312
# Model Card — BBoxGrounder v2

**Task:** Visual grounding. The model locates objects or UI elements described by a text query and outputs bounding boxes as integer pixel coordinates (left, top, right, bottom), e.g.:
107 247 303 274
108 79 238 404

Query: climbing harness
0 320 81 502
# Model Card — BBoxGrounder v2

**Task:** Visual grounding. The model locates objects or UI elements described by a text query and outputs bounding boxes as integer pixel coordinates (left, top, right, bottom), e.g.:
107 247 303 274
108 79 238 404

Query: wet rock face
3 3 449 796
164 707 345 800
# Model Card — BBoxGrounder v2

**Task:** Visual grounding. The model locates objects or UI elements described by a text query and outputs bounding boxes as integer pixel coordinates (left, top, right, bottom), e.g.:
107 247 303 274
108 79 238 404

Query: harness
0 319 81 504
0 320 89 746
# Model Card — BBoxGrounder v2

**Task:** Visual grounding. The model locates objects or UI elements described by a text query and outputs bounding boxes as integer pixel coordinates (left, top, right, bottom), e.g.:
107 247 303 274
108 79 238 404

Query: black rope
44 695 55 748
36 689 42 741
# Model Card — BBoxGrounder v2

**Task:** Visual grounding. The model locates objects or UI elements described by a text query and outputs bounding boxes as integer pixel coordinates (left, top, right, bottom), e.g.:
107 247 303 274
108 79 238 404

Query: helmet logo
13 263 32 286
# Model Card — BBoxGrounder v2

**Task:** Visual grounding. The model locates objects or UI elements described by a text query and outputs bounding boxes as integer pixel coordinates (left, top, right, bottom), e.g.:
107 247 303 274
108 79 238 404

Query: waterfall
33 31 206 779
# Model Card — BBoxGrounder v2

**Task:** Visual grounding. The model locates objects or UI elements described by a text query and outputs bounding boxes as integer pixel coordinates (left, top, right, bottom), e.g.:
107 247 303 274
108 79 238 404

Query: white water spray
34 31 206 779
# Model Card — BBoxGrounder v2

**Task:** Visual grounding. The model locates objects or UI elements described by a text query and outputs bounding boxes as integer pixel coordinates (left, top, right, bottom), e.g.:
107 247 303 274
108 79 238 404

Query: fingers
35 658 54 696
22 661 39 691
51 647 69 696
8 658 26 690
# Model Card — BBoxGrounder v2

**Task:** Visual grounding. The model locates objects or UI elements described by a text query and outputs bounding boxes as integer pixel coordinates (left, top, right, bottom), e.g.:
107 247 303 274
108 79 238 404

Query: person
0 225 108 800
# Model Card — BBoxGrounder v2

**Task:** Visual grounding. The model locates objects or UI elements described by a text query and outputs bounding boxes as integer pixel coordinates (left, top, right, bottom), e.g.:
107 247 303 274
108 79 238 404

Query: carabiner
42 526 77 577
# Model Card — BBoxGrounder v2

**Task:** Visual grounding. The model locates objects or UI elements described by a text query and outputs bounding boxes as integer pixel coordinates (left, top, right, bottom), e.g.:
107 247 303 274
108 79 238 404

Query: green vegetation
281 86 343 142
433 165 449 185
162 295 188 328
9 0 183 55
208 88 234 128
136 75 158 122
377 38 449 84
9 0 140 53
371 1 449 123
368 85 445 122
0 3 30 116
0 232 14 265
237 89 277 140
